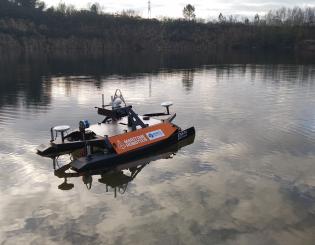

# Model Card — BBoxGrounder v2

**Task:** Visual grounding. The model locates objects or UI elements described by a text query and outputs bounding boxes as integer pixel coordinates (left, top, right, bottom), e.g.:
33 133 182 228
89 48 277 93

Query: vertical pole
50 127 54 142
61 131 64 143
82 129 87 156
102 94 105 108
148 0 151 19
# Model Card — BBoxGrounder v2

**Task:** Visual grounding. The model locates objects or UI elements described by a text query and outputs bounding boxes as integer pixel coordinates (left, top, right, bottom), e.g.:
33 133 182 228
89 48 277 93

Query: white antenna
148 0 151 19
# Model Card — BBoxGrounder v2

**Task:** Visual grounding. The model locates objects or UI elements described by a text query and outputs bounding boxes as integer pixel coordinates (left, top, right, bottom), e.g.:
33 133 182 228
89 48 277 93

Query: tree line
215 7 315 26
0 0 314 56
1 0 315 26
181 4 315 26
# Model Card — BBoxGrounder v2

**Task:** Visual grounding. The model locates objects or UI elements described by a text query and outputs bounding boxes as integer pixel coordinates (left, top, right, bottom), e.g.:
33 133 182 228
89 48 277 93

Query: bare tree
120 9 140 17
183 4 196 21
228 15 238 23
305 7 315 24
56 2 67 14
218 13 226 23
56 2 75 15
254 14 260 24
264 6 315 26
89 3 101 14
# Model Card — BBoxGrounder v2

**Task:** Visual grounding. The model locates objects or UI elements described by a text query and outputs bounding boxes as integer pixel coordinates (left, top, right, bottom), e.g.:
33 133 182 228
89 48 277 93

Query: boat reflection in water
52 134 195 197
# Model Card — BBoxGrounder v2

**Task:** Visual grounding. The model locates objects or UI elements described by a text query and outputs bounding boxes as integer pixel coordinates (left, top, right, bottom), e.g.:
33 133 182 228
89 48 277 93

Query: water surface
0 61 315 244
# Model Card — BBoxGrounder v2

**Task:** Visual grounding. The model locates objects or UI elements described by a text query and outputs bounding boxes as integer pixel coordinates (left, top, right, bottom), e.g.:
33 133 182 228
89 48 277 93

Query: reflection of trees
182 69 195 91
1 53 313 112
0 60 52 109
0 53 200 110
213 64 315 85
260 65 315 84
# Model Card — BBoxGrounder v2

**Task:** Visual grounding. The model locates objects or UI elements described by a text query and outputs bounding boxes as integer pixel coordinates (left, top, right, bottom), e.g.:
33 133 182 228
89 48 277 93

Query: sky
44 0 315 19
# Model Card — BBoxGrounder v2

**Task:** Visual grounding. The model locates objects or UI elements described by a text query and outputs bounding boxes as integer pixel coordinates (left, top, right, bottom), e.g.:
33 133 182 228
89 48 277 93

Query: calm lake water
0 58 315 244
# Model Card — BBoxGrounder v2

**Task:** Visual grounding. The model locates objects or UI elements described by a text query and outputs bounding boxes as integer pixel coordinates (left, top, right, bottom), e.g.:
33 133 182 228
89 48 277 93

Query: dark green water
0 57 315 244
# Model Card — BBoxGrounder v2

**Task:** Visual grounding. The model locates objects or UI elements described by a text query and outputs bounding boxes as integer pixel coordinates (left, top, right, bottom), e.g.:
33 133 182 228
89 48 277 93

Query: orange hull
109 122 177 154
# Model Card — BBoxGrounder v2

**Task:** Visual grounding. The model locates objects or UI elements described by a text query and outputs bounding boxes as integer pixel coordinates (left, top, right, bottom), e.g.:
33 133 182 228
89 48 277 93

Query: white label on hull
178 130 187 140
117 135 148 149
124 135 148 146
146 129 165 140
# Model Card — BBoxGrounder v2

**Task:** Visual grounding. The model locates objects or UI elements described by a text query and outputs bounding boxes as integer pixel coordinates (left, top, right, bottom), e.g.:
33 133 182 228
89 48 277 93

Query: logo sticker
178 130 187 140
146 129 165 140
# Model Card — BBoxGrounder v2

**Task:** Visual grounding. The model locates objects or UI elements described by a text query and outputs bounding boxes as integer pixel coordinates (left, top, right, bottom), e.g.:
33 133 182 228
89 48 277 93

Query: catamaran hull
71 127 195 172
37 139 105 158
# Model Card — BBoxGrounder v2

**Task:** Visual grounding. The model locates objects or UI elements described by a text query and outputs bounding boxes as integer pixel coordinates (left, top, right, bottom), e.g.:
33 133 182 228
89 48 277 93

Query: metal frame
97 106 147 130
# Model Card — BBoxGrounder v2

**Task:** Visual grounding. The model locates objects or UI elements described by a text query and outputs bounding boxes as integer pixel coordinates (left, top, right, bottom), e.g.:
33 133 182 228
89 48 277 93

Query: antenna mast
148 0 151 19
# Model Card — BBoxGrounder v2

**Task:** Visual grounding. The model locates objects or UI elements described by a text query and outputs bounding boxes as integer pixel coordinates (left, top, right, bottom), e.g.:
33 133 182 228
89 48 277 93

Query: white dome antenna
161 101 173 115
